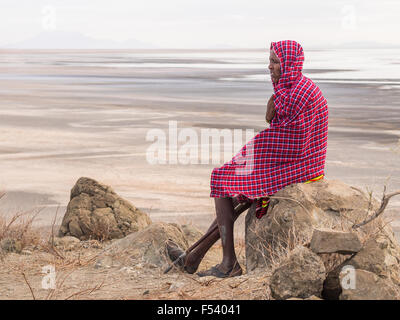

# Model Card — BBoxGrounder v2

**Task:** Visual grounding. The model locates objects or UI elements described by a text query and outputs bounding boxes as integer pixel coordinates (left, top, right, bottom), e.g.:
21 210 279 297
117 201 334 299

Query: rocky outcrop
270 246 326 300
245 178 400 300
245 179 379 272
59 177 151 240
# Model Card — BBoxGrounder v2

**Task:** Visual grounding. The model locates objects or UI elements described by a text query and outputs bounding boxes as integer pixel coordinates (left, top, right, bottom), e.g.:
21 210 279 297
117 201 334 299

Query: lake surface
1 48 400 86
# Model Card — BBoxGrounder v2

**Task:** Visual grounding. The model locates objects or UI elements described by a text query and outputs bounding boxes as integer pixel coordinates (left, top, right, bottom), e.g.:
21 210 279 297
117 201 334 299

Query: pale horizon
1 0 400 49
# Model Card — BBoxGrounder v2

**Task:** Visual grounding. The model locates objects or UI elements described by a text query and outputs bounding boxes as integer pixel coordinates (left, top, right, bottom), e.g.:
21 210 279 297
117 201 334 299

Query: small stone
169 282 185 291
1 238 22 254
52 236 80 251
94 255 113 269
305 295 323 300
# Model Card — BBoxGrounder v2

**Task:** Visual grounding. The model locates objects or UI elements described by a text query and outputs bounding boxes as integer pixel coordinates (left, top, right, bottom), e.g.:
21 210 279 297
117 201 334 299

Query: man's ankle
220 260 240 272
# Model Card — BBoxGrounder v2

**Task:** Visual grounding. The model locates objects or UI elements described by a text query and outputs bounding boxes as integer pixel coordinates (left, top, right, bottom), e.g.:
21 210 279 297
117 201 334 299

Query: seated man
167 40 329 278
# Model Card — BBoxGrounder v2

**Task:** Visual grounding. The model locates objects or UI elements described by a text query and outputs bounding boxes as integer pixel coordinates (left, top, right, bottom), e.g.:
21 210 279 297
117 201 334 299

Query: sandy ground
0 237 272 300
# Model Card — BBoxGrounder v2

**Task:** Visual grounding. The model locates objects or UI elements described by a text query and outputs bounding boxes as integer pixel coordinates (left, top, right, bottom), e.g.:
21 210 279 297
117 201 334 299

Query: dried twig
21 272 36 300
229 278 248 289
64 280 105 300
352 189 400 229
44 206 66 260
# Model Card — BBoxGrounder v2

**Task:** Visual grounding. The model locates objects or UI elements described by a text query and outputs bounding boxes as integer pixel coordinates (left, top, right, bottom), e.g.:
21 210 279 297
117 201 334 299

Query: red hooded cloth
210 40 329 217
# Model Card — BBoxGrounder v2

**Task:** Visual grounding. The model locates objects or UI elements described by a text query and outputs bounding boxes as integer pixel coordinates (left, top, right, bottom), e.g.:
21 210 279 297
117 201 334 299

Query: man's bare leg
183 197 241 273
213 197 241 274
183 221 220 273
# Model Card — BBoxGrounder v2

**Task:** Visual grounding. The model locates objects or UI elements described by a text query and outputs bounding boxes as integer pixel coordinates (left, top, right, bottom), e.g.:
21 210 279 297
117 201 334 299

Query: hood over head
270 40 304 96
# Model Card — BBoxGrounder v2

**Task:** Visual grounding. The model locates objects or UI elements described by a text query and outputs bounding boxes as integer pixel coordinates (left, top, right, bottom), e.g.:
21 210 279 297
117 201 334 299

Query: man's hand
265 95 276 124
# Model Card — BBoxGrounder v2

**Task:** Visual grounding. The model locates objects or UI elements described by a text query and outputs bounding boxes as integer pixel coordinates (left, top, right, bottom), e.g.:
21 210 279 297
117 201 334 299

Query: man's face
269 50 281 84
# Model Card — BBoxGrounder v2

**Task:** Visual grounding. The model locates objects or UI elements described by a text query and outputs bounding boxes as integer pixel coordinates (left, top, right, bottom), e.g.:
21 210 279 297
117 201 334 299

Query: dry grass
0 195 112 300
0 193 43 253
247 222 310 276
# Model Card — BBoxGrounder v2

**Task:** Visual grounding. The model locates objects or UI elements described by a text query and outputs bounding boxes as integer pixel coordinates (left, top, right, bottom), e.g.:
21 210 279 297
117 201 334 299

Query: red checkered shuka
210 40 329 218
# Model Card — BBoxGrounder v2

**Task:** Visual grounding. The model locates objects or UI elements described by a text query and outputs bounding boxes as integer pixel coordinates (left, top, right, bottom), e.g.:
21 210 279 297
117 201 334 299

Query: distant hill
2 31 157 49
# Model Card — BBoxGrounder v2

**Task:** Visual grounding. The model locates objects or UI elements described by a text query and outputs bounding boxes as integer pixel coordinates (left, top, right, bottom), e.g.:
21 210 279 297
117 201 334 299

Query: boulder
310 228 362 254
96 222 189 269
346 236 400 286
339 269 400 300
270 246 326 300
59 177 151 240
323 228 400 299
245 179 380 272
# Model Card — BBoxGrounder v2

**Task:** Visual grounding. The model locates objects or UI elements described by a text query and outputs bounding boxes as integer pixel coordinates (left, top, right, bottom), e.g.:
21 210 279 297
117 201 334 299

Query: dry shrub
87 219 111 242
247 222 310 276
0 193 42 251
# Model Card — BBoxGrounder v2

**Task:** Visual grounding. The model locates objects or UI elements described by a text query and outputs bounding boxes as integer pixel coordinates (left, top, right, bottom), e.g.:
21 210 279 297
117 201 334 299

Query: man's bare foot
165 241 200 274
197 263 242 278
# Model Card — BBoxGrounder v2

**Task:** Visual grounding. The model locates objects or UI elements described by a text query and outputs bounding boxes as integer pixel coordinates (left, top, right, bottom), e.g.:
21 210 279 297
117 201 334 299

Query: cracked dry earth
0 240 271 300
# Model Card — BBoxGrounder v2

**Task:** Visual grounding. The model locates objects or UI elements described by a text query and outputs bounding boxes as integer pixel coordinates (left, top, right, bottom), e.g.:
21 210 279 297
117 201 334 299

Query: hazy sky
1 0 399 48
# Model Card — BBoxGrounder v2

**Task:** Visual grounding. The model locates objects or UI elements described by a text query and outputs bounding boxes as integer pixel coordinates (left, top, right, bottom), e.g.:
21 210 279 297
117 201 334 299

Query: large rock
96 222 189 269
322 227 400 299
339 269 400 300
59 177 151 240
245 179 380 272
346 236 400 286
310 228 362 254
270 246 326 300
